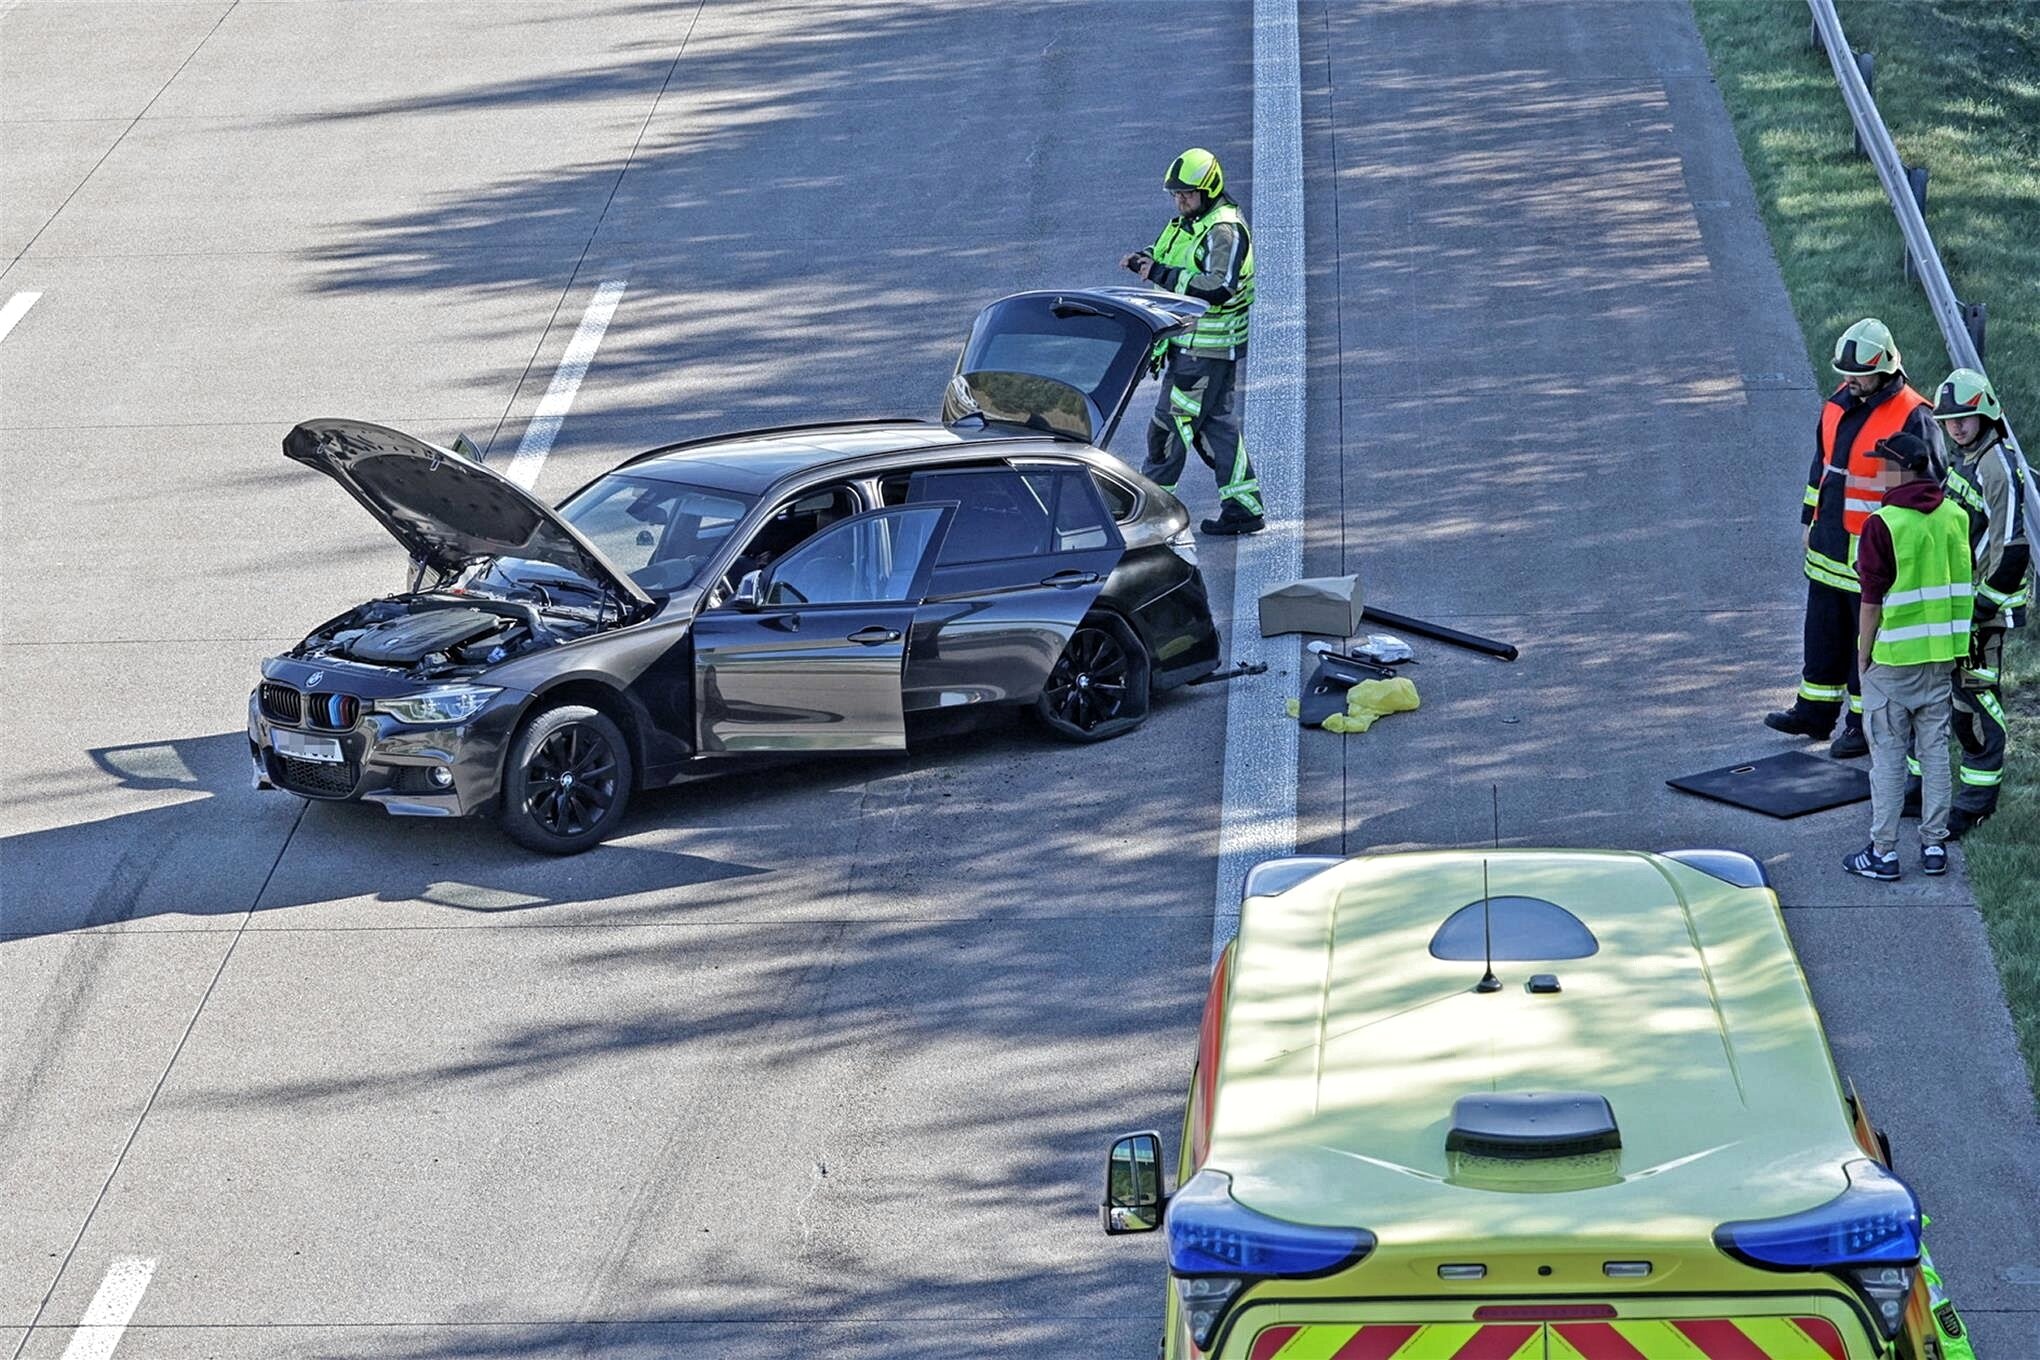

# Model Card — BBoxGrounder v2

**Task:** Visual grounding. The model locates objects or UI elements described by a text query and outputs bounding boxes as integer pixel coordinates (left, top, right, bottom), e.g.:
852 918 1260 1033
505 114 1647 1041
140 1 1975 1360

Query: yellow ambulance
1101 849 1940 1360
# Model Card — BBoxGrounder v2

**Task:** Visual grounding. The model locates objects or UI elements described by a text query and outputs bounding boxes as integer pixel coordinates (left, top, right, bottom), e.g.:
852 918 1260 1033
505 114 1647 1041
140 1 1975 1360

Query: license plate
272 729 343 764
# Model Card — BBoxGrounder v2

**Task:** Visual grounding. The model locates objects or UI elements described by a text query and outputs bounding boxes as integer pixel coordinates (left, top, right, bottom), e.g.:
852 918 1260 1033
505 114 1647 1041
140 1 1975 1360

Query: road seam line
501 279 627 491
54 1259 156 1360
1213 0 1307 959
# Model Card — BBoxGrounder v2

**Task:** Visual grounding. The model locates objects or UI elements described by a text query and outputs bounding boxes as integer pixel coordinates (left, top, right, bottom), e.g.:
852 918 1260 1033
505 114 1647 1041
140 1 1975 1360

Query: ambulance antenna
1492 784 1501 849
1476 859 1502 993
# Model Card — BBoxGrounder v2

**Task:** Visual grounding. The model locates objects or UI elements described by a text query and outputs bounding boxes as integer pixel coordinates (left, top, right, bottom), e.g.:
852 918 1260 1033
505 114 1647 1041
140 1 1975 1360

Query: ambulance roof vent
1446 1092 1621 1161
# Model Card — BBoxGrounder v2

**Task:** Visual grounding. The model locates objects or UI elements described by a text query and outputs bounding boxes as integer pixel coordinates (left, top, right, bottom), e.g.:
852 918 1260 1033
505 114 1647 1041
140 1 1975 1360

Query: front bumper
247 678 524 818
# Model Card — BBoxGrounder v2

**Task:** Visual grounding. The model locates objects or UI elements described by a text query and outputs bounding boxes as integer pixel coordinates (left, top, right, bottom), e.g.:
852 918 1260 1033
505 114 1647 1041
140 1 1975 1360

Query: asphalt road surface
3 2 2035 1358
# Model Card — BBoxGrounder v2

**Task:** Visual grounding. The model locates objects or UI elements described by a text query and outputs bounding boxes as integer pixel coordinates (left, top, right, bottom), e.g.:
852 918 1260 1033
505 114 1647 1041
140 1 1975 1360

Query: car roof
1210 849 1864 1245
613 419 1083 495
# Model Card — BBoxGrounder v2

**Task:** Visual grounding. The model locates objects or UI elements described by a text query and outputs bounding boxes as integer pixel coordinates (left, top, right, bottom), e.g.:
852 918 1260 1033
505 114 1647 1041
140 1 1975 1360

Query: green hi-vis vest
1151 203 1255 354
1871 498 1973 666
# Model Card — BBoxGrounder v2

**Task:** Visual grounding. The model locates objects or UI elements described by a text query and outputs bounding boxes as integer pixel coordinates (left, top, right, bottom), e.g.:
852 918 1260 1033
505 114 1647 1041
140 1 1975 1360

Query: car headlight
374 686 501 725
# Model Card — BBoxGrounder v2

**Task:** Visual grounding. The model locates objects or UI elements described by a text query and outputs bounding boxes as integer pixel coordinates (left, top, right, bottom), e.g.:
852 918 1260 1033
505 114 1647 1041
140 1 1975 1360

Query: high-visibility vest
1805 384 1931 591
1871 497 1973 665
1151 203 1255 354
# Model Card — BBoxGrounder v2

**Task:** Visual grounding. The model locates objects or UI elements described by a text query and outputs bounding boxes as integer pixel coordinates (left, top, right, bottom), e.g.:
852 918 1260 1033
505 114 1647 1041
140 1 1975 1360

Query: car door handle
1040 570 1100 588
847 625 902 646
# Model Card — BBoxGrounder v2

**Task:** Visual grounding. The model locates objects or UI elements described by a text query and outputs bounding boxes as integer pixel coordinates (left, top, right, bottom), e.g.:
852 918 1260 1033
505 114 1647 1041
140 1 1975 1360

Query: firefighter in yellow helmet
1931 367 2033 835
1767 319 1941 758
1121 148 1265 535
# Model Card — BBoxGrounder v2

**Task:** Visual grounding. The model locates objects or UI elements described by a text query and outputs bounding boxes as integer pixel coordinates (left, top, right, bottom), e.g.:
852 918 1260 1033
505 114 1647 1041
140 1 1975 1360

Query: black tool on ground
1361 606 1518 662
1296 650 1396 725
1666 750 1870 819
1188 660 1269 687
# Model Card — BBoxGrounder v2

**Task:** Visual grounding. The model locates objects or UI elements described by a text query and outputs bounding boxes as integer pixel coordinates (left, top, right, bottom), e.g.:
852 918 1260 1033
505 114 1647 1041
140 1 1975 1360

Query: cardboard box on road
1259 575 1365 637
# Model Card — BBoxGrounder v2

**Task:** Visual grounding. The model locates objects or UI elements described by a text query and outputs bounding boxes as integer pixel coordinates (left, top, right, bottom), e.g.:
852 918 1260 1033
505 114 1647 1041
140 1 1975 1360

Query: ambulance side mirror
1101 1129 1165 1234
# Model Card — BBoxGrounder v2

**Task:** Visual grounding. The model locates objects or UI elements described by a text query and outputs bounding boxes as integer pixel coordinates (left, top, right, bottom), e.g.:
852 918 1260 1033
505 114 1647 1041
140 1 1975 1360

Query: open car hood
941 286 1206 446
283 419 654 608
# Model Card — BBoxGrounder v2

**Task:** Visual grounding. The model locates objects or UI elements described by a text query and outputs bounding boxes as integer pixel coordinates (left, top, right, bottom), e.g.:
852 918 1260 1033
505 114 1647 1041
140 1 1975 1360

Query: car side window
764 506 949 607
1090 470 1139 524
904 469 1050 564
720 484 863 594
1040 469 1116 552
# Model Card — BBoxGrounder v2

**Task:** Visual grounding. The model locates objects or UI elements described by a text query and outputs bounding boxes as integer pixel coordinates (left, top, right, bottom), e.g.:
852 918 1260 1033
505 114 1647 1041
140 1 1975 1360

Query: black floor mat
1667 750 1872 818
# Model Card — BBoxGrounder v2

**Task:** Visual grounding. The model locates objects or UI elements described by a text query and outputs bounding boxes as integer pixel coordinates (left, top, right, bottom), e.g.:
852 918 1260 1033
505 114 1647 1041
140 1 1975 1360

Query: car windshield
455 475 755 599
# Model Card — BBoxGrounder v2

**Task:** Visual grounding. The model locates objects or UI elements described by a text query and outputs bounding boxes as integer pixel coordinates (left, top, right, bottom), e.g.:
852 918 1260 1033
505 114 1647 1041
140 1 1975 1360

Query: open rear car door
940 287 1205 446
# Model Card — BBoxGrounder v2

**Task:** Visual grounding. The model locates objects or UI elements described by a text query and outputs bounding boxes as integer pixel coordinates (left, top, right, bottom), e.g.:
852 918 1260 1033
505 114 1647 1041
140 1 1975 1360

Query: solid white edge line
56 1258 156 1360
1213 0 1305 960
503 279 628 491
0 291 43 343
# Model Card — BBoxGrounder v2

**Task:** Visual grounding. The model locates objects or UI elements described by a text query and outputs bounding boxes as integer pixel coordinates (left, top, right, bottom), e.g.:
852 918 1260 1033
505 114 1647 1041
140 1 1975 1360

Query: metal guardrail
1805 0 2021 456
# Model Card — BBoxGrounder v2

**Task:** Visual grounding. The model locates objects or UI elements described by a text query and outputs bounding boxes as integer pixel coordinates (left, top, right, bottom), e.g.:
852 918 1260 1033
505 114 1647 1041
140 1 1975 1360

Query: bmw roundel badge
306 671 325 688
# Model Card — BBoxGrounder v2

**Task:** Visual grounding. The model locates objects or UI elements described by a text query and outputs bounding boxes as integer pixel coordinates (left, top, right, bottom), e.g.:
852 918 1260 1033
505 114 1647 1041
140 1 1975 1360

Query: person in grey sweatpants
1844 432 1970 881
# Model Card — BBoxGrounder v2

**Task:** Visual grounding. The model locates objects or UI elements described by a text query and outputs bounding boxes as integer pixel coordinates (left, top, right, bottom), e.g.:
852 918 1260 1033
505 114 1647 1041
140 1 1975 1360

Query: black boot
1201 511 1265 536
1764 708 1834 740
1828 725 1869 760
1946 807 1991 840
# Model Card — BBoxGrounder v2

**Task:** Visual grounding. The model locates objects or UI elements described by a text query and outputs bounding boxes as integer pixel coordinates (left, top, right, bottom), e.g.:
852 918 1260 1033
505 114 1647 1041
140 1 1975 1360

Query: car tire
1035 611 1152 743
500 704 633 854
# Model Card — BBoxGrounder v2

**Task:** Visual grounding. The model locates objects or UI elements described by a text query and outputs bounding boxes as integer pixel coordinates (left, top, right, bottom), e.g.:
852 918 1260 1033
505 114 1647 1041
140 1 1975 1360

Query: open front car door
940 287 1204 446
693 505 955 754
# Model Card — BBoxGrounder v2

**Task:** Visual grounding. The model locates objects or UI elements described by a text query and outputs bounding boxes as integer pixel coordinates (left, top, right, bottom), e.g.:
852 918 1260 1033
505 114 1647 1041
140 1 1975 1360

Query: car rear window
1429 896 1599 961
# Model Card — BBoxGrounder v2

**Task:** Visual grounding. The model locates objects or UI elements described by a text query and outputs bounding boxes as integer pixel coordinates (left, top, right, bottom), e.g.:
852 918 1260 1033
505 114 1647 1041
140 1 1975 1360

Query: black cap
1875 431 1935 474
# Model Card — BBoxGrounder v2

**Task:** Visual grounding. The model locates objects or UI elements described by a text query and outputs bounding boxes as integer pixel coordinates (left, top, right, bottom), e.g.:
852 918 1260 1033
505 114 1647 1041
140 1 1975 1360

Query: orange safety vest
1819 383 1930 535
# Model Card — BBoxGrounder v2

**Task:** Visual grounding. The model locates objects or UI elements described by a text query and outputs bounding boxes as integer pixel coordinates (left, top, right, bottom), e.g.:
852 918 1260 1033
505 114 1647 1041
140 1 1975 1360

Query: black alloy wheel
501 704 634 854
1035 612 1152 743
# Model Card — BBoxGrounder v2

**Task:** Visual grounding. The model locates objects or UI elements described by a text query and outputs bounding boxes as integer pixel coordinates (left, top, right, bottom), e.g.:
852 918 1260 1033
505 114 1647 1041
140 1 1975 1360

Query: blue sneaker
1921 843 1949 876
1843 844 1900 882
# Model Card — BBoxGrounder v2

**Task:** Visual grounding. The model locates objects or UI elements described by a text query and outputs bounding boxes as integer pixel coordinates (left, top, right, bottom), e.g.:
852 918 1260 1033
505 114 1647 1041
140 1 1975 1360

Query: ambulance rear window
1429 896 1598 961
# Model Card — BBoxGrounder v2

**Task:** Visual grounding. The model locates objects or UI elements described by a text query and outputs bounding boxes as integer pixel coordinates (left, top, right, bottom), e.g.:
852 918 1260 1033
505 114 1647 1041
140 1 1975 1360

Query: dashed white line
502 278 627 491
1212 0 1307 959
56 1258 155 1360
0 291 43 343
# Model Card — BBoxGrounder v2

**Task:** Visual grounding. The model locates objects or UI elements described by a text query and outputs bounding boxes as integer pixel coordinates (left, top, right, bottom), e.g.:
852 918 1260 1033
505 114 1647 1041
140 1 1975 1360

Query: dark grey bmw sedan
249 287 1223 852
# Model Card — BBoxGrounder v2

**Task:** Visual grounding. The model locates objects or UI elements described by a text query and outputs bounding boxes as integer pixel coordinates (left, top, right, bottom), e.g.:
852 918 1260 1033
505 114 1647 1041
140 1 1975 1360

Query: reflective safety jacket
1868 496 1972 666
1802 379 1935 592
1945 431 2034 629
1149 200 1255 358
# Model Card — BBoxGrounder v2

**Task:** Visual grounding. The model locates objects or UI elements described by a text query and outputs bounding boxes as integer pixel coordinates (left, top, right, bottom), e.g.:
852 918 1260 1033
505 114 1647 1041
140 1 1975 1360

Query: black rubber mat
1667 750 1871 818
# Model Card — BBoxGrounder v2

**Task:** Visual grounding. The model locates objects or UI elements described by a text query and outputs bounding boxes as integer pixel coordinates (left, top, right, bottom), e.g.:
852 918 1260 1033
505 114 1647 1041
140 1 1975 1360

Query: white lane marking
57 1258 156 1360
503 278 627 491
0 291 42 343
1213 0 1306 960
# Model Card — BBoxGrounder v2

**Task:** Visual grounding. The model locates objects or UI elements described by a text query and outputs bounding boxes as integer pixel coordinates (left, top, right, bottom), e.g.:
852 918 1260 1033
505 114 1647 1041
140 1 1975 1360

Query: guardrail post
1962 301 1987 361
1902 165 1929 283
1852 51 1876 155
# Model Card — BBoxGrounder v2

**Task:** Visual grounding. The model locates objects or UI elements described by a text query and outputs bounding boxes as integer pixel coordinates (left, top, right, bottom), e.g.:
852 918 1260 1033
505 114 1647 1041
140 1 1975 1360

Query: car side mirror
1101 1130 1165 1234
733 569 763 612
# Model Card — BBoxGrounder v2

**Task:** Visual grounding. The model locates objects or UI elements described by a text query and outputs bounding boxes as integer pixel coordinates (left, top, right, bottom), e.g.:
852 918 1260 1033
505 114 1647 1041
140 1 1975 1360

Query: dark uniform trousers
1144 351 1263 519
1800 576 1863 732
1952 629 2008 816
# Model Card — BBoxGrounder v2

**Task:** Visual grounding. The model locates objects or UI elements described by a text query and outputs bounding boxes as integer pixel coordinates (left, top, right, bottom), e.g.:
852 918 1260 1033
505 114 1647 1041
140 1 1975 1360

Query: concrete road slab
1790 906 2040 1343
0 251 583 433
0 2 229 123
13 1320 1159 1360
23 107 655 259
27 916 1195 1349
0 119 126 261
143 1 692 121
0 931 233 1320
0 640 298 936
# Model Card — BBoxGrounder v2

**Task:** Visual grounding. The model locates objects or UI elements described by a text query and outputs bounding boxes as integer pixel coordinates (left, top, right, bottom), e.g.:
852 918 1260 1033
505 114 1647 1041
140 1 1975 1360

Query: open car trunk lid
940 287 1205 446
284 418 653 609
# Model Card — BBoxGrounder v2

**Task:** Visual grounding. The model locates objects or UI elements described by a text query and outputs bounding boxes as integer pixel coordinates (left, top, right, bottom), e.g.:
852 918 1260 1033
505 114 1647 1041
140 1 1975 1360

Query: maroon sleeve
1856 515 1896 605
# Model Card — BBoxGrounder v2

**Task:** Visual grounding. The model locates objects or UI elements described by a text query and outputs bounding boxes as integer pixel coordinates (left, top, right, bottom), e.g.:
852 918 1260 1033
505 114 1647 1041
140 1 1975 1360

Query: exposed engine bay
289 594 608 678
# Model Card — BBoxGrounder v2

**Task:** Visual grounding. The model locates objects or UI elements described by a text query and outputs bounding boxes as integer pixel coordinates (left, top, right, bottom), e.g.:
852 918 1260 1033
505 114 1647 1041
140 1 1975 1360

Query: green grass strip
1692 0 2040 1109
